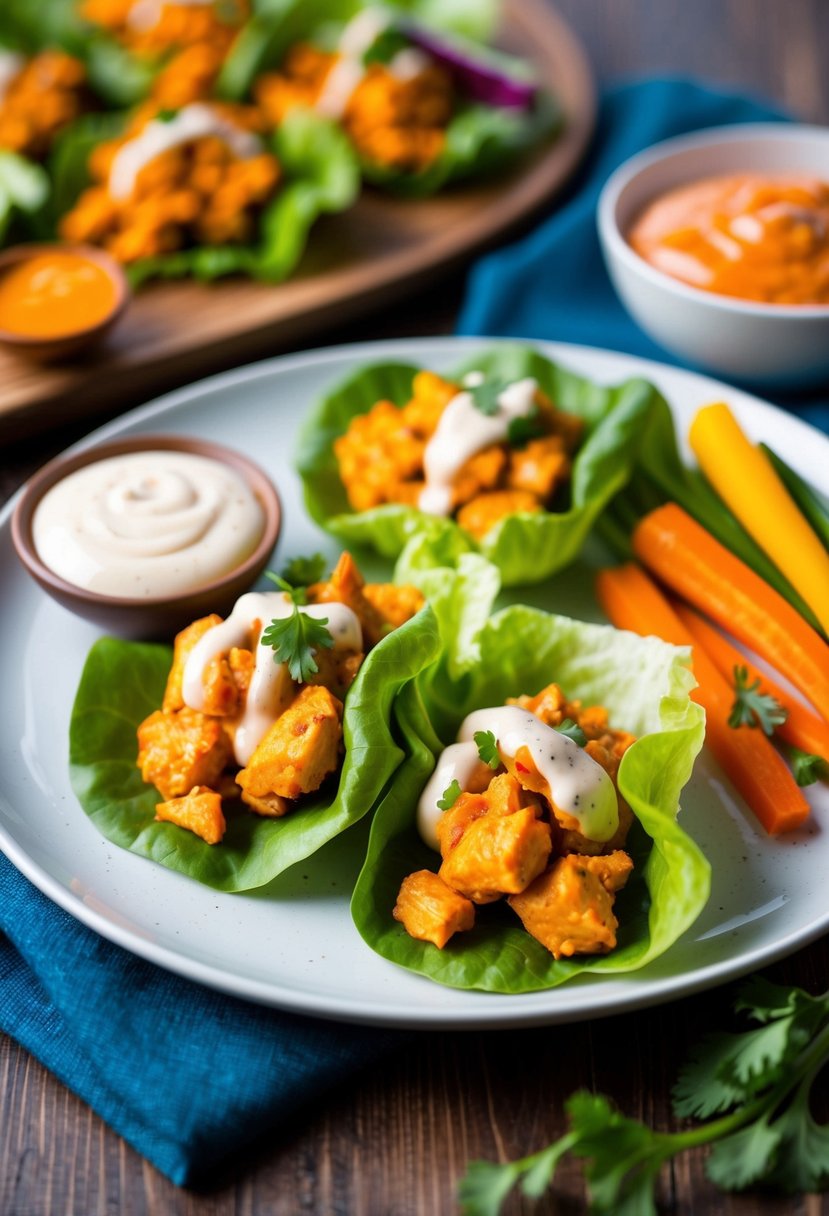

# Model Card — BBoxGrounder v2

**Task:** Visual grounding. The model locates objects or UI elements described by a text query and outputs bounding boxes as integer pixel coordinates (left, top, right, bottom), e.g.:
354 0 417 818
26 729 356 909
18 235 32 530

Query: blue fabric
458 78 829 435
0 853 402 1186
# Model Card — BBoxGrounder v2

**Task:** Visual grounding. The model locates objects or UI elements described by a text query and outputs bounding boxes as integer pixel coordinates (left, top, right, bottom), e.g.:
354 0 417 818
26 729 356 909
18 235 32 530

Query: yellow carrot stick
689 402 829 636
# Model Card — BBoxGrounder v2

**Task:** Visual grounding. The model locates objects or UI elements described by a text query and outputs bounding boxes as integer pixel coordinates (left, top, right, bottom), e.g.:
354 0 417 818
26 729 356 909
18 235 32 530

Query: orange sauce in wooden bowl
0 249 119 338
628 174 829 305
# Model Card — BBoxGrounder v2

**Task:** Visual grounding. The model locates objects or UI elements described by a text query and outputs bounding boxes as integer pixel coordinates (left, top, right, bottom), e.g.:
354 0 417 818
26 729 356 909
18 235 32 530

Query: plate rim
2 335 828 1029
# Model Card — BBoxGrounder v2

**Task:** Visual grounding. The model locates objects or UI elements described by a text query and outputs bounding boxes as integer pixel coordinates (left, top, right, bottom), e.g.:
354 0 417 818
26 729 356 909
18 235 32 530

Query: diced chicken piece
228 647 255 698
435 773 532 855
240 789 290 818
362 582 425 632
306 646 364 699
439 806 552 904
400 371 458 435
393 870 475 948
506 435 569 500
559 799 634 856
452 445 507 508
154 785 226 845
236 685 343 802
508 851 633 958
456 490 541 540
137 707 233 801
507 682 567 727
201 654 239 717
307 552 388 648
162 613 222 711
334 400 425 511
436 790 490 855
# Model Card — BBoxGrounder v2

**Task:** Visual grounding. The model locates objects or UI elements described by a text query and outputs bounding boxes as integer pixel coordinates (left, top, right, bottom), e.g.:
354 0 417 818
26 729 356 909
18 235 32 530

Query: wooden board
0 0 595 438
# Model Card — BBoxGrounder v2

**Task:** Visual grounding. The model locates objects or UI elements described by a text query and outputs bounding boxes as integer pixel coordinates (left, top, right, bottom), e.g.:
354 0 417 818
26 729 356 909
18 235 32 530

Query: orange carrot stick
673 601 829 762
596 563 811 834
632 503 829 722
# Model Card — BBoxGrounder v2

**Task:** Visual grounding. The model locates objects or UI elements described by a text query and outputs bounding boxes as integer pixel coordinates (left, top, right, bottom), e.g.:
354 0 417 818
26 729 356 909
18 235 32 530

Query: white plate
1 338 827 1029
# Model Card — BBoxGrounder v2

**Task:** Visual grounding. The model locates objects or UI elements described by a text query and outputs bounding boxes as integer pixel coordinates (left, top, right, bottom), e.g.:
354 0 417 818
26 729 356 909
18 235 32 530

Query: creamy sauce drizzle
0 51 23 104
315 8 429 119
182 590 362 765
109 103 261 200
32 450 264 598
417 705 618 851
418 376 538 516
128 0 213 33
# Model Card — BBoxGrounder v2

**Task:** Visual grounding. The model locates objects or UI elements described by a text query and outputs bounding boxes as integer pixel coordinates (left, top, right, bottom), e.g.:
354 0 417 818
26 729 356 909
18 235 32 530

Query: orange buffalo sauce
628 174 829 305
0 250 118 338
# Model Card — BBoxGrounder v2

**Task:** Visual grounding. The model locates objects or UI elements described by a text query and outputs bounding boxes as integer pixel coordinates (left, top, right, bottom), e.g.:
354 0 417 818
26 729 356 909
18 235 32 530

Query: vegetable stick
689 402 829 635
672 601 829 762
595 563 811 834
632 503 829 723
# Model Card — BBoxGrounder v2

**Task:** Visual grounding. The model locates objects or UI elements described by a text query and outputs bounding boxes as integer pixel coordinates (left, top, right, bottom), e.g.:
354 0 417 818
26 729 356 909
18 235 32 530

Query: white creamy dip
0 50 23 104
182 590 362 764
32 450 264 599
417 704 618 851
108 103 262 200
418 376 539 516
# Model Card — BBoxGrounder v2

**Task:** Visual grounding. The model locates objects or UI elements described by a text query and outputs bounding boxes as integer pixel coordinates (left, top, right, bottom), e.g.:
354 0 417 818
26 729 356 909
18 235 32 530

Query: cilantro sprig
788 747 829 787
281 552 327 588
728 665 789 734
459 979 829 1214
507 405 546 449
261 565 334 681
473 730 501 770
437 779 462 811
556 718 587 747
468 377 510 417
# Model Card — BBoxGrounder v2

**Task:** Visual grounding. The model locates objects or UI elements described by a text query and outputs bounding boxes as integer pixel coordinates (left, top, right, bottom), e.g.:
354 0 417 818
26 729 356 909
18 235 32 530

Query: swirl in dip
31 450 265 597
627 174 829 305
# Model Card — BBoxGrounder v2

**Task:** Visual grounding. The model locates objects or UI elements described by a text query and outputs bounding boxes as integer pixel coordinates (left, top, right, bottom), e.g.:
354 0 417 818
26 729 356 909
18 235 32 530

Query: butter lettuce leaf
69 605 440 892
47 107 359 284
296 344 667 585
351 602 709 991
0 151 49 244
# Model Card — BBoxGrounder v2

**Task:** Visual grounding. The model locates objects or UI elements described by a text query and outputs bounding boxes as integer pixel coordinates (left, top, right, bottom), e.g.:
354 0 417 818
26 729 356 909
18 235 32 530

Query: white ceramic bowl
597 123 829 388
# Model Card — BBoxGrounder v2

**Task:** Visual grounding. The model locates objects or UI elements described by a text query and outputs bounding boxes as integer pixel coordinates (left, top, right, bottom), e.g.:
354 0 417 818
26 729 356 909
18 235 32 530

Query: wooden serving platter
0 0 595 439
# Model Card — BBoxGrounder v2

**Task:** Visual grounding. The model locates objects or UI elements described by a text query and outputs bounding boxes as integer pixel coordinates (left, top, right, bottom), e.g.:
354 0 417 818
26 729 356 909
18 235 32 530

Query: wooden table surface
2 2 829 1213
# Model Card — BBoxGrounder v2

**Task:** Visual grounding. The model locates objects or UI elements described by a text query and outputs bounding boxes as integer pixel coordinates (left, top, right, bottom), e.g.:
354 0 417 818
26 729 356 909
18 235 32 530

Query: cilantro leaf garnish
728 665 788 734
437 779 462 811
261 607 333 682
469 378 510 416
458 980 829 1215
473 730 501 770
281 553 327 588
556 719 587 747
264 569 308 605
788 747 829 787
507 405 546 449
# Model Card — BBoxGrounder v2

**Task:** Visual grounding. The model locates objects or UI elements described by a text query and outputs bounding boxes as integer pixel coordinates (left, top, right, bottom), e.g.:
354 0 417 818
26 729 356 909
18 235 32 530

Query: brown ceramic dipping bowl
11 435 282 639
0 242 130 362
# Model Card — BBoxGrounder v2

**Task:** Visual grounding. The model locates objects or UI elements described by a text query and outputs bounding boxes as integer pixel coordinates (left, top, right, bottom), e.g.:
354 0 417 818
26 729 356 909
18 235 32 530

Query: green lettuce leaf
47 107 359 284
351 601 709 992
296 344 668 585
69 605 440 892
0 151 49 244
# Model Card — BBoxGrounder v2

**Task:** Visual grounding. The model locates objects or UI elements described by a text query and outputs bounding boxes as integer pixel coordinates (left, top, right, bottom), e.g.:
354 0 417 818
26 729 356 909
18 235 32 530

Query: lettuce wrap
219 0 556 195
351 562 710 992
296 344 667 586
69 602 440 891
48 105 359 284
0 151 49 244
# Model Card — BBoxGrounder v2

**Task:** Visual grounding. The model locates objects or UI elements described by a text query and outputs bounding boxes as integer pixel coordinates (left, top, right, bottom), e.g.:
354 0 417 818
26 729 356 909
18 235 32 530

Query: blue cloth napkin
0 854 401 1185
458 77 829 435
2 79 826 1196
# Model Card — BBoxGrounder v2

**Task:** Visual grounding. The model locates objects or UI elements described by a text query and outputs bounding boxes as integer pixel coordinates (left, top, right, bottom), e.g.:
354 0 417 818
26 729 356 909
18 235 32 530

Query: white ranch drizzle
128 0 214 33
0 51 23 104
31 450 264 599
417 704 618 851
418 376 539 516
314 8 430 119
108 103 262 201
182 590 362 765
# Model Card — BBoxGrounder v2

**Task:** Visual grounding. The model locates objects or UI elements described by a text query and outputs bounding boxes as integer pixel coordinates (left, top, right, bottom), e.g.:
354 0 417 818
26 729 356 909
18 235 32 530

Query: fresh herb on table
262 570 334 681
728 665 789 735
437 779 463 811
556 718 587 747
474 730 501 769
458 979 829 1215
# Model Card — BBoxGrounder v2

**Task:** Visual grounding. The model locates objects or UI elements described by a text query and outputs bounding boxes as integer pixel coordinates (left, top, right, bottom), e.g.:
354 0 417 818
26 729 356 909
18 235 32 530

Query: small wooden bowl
0 242 130 362
11 435 282 639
